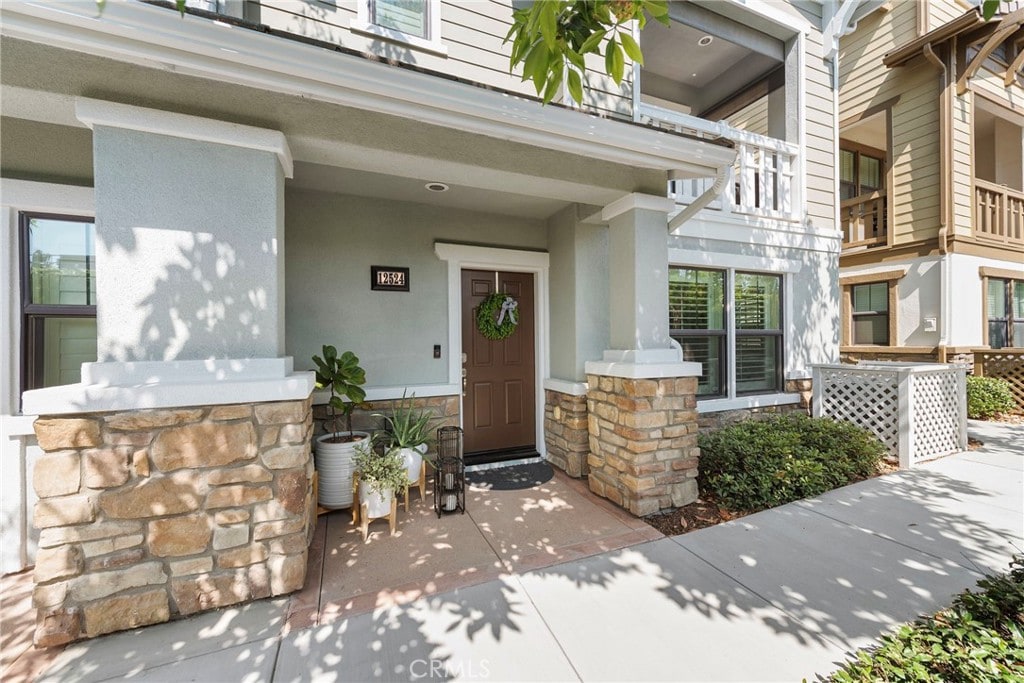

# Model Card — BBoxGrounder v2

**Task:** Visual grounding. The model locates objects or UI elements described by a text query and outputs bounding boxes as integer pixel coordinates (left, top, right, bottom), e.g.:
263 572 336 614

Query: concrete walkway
16 421 1024 682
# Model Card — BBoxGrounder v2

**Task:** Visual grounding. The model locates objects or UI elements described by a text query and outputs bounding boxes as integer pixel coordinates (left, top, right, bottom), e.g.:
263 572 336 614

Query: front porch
286 467 662 631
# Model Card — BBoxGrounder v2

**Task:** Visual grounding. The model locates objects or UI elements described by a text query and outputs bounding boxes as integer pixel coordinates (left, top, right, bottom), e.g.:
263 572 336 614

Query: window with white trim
851 282 889 345
669 267 783 399
20 213 98 390
353 0 444 54
987 277 1024 349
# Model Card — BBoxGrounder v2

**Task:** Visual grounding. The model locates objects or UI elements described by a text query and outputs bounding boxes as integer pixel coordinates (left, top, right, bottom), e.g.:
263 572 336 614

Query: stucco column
603 193 676 355
77 98 292 362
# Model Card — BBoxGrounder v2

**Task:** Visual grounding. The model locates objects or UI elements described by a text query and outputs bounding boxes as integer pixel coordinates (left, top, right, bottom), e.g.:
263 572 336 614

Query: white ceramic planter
359 484 394 518
398 443 428 483
314 431 369 509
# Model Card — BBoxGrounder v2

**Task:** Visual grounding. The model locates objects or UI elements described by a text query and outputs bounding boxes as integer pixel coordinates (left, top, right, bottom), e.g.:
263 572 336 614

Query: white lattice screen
813 363 967 468
816 368 899 456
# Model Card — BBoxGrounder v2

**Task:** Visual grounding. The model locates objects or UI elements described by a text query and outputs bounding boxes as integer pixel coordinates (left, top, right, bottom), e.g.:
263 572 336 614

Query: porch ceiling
290 163 570 220
0 37 671 208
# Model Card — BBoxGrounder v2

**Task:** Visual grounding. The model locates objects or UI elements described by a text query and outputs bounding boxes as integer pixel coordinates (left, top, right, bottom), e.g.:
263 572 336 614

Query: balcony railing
975 179 1024 246
637 103 800 222
841 191 887 248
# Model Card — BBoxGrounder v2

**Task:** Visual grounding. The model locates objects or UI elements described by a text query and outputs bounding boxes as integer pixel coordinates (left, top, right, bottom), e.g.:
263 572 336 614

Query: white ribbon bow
496 296 518 326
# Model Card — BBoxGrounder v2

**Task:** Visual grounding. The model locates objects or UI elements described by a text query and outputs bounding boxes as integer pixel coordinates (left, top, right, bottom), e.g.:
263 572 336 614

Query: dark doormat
467 462 555 491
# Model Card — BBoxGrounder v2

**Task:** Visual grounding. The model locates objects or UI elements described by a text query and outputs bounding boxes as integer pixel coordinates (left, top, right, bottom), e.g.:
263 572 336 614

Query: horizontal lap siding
952 90 974 238
928 0 965 32
800 8 836 230
725 98 769 136
840 1 942 246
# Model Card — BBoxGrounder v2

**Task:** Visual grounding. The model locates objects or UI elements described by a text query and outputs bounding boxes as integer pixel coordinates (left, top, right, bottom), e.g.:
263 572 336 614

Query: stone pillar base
31 397 314 646
544 389 590 478
585 373 699 517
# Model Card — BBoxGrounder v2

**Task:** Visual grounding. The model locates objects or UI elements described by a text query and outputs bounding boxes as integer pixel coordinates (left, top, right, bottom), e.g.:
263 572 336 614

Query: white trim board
434 242 551 458
75 98 294 178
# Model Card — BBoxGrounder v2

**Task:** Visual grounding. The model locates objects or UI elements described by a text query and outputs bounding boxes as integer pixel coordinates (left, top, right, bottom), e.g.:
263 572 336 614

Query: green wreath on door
476 292 520 340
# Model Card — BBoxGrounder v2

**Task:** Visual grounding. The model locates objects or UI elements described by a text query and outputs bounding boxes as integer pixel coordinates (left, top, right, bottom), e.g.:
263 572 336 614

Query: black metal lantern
434 426 465 516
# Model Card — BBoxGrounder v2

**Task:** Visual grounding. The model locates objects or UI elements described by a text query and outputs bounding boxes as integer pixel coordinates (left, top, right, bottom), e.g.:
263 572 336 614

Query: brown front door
461 269 536 462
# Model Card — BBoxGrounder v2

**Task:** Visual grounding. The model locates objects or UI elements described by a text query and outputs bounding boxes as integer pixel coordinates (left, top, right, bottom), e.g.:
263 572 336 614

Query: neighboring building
0 0 839 643
836 1 1024 364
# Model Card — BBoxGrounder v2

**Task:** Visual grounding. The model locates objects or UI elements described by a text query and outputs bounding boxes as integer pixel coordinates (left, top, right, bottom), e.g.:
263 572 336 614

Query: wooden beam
957 8 1024 94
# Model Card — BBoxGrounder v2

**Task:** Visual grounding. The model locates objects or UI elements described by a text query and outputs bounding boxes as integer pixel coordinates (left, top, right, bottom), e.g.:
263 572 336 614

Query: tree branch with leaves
504 0 669 104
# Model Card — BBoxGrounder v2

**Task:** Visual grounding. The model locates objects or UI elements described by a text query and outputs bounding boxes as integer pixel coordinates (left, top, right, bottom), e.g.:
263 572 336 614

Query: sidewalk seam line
511 574 585 682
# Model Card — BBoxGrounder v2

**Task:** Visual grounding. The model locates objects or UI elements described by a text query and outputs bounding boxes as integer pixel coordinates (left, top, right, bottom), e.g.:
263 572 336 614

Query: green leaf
175 0 186 16
981 0 1001 20
620 32 643 66
605 37 617 80
643 0 670 19
567 68 584 103
542 66 563 104
521 40 548 83
608 39 625 83
565 47 586 72
580 28 607 55
539 1 558 50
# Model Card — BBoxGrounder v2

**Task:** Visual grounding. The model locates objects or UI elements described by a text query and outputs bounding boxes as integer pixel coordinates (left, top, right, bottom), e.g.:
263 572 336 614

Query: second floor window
839 148 884 201
371 0 429 39
21 213 98 390
987 277 1024 349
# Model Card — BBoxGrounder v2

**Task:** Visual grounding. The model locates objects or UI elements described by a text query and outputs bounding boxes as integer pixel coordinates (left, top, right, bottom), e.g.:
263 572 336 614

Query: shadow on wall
98 231 272 362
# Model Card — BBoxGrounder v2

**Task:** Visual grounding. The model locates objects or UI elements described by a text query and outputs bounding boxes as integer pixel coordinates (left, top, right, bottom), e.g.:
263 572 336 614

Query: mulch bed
643 497 746 536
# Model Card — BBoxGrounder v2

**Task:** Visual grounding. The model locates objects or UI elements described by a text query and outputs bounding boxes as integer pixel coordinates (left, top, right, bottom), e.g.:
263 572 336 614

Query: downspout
667 163 732 233
922 42 953 358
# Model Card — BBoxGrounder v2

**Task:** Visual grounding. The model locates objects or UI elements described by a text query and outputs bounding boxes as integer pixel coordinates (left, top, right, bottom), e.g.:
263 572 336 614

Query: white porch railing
812 362 967 469
637 103 800 222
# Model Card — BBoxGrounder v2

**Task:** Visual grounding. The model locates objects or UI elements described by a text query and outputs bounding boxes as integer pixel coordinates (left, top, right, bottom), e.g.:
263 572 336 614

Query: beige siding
840 1 944 246
724 97 769 136
797 3 836 230
838 2 917 118
927 0 970 32
251 1 633 116
952 89 975 238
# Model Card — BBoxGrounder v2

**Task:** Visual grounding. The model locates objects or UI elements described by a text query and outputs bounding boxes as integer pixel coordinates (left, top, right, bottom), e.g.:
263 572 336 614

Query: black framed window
988 277 1024 349
669 268 784 399
851 282 890 345
20 213 97 391
669 268 726 397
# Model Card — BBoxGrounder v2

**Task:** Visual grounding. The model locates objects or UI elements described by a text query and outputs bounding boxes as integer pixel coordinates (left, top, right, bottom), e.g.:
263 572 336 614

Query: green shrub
697 413 885 513
966 375 1016 419
827 556 1024 682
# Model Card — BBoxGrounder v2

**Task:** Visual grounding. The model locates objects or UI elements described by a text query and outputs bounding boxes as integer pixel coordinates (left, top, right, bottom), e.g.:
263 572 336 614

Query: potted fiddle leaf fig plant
377 391 433 486
312 345 368 509
353 435 408 519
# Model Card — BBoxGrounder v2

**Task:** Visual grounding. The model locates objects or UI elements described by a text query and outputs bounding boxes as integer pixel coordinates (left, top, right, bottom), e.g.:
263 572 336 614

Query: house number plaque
371 266 410 292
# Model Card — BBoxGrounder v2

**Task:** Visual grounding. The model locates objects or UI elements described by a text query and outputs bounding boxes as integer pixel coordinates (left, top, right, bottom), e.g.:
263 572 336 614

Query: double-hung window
669 267 783 399
987 277 1024 348
20 213 97 390
851 282 889 345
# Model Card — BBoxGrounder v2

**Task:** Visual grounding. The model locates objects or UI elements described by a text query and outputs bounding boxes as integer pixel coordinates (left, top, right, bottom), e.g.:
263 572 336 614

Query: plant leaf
567 68 584 103
580 28 607 54
542 65 563 104
619 32 643 66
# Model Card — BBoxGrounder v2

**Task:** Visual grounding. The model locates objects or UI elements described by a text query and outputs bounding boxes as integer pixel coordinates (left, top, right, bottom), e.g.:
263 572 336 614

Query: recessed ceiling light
425 182 449 192
691 73 698 78
698 35 714 47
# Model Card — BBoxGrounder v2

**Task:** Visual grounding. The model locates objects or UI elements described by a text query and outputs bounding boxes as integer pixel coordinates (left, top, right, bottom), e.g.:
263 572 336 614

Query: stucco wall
284 188 548 388
93 127 285 362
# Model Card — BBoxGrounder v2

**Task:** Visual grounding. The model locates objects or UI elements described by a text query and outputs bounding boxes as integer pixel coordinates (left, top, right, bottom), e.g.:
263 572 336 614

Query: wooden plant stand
402 461 428 512
351 472 398 540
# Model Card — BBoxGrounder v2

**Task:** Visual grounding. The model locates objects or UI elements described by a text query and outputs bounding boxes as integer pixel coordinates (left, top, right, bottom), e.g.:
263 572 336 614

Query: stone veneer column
586 375 699 516
30 398 314 646
544 389 590 478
